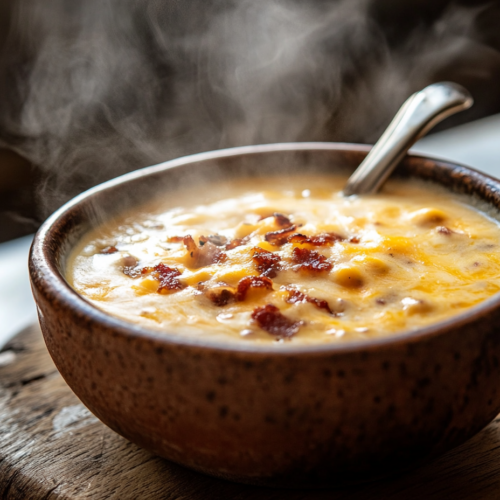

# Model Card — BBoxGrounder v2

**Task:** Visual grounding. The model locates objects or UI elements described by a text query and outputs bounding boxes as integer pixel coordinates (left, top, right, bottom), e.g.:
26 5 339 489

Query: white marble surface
0 234 37 347
412 113 500 179
1 112 500 348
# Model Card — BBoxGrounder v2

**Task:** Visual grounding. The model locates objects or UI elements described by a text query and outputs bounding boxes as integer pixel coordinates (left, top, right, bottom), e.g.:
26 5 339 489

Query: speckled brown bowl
29 143 500 487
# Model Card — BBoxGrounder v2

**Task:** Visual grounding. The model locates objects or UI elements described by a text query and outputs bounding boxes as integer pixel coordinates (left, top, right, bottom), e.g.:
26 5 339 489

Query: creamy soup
67 175 500 345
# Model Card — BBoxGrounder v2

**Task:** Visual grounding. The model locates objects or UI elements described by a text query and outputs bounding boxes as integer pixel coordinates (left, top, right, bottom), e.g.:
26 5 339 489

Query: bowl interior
51 145 362 269
34 142 500 352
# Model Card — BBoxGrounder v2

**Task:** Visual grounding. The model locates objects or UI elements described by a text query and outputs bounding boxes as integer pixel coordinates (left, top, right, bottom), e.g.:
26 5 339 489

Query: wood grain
1 324 500 499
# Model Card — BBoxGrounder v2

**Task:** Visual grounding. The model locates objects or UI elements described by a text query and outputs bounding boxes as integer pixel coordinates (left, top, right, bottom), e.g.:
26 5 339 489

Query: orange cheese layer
66 175 500 345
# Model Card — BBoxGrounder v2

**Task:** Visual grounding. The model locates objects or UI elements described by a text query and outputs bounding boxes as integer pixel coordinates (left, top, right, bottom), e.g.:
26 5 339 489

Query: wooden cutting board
1 323 500 499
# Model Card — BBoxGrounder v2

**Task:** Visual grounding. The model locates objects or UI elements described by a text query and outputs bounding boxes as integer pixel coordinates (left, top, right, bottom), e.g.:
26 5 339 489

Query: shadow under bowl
29 143 500 487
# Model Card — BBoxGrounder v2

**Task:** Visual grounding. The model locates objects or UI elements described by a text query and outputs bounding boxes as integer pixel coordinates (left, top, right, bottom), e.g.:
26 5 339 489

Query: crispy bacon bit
273 213 292 227
101 246 118 254
252 247 281 278
436 226 454 235
257 212 292 226
349 236 360 244
251 304 302 339
210 289 234 306
265 225 297 246
225 236 250 250
291 247 332 272
182 235 225 267
235 276 274 301
183 235 198 255
198 282 235 306
199 234 228 247
288 232 344 246
284 287 332 314
155 263 183 293
287 233 309 244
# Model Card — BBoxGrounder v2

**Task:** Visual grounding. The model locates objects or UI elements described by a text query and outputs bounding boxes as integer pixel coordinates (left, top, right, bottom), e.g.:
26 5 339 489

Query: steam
0 0 499 218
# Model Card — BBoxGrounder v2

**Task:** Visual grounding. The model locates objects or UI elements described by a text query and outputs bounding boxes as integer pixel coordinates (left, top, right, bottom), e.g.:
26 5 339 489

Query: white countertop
0 234 37 347
1 113 500 348
412 113 500 179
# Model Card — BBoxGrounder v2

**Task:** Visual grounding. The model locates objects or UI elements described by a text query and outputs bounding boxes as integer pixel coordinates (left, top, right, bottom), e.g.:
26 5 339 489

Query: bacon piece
194 242 223 267
273 213 292 227
251 304 302 339
155 263 183 293
291 247 332 272
349 236 360 244
198 282 235 306
257 212 292 227
210 288 234 306
101 246 118 254
288 232 344 246
235 276 274 301
252 247 281 278
182 235 225 268
265 225 297 246
284 287 332 314
183 235 198 255
225 236 250 250
199 234 228 247
287 233 309 244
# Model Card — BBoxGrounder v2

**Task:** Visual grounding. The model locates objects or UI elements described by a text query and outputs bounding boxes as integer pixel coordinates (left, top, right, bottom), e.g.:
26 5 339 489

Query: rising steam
0 0 498 217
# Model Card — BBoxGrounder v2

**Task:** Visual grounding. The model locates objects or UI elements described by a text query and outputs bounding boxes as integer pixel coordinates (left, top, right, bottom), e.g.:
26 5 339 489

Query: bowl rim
30 142 500 355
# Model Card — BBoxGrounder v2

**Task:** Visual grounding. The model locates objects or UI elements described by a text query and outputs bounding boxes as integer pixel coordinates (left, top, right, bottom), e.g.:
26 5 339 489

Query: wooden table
1 324 500 499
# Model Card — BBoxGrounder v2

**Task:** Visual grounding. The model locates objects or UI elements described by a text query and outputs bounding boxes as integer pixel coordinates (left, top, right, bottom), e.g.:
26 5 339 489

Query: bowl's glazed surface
29 143 500 487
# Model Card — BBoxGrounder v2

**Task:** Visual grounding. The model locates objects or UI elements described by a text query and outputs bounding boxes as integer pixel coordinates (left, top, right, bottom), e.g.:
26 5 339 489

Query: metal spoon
343 82 473 196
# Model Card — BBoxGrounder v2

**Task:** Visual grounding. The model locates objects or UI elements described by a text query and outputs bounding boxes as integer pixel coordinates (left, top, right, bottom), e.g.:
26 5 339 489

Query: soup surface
67 175 500 345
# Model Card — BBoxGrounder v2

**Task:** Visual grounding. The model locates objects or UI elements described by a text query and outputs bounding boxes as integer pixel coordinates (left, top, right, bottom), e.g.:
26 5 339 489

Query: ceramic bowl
29 143 500 487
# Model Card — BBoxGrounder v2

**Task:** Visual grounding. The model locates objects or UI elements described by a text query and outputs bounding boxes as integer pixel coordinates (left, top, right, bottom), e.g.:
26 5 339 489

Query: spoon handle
343 82 473 196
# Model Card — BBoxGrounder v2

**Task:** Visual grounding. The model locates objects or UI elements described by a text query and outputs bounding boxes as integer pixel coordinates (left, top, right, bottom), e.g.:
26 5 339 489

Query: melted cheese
66 175 500 345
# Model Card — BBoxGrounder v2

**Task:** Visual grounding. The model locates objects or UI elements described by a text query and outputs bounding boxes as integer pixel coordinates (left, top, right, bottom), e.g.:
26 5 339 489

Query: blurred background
2 0 500 343
2 0 500 242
